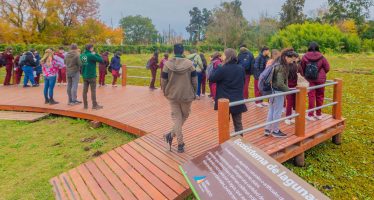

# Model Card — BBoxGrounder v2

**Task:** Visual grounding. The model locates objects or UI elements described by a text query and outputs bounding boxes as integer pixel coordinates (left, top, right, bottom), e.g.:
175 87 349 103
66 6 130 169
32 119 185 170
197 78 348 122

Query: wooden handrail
121 64 127 86
332 78 343 120
218 98 230 144
295 86 307 137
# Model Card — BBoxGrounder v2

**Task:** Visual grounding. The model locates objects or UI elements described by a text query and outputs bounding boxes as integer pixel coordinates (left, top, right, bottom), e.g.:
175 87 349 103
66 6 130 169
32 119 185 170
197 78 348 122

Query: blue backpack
258 63 277 96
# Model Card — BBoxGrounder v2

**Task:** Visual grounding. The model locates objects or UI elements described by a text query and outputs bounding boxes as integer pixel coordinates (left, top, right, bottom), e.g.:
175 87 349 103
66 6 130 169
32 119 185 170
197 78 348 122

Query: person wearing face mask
264 48 298 138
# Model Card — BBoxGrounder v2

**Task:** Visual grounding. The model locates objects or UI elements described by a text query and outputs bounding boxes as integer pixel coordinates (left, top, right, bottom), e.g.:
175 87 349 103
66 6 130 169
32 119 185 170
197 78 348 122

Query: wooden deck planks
0 85 345 200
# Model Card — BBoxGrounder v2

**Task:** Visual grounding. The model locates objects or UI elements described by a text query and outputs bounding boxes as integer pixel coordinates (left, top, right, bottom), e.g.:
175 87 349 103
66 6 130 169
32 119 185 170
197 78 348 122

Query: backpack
304 57 322 80
0 54 5 67
258 63 277 96
206 63 214 79
239 53 251 71
189 55 198 68
146 59 151 70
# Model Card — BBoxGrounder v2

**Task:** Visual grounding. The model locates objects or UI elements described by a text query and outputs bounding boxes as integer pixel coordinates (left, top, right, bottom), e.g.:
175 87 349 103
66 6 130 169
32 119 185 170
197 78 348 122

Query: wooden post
332 78 343 120
121 64 127 86
295 86 307 137
294 152 305 167
218 98 230 144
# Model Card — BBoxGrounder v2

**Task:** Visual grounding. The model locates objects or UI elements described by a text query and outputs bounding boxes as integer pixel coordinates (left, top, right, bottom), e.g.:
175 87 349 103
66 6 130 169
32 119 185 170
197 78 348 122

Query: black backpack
304 57 323 80
0 54 5 67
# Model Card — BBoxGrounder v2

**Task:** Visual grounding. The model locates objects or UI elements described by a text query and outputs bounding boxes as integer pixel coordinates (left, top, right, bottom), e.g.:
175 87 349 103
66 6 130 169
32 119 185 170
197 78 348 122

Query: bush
269 22 362 53
362 39 374 52
0 44 224 55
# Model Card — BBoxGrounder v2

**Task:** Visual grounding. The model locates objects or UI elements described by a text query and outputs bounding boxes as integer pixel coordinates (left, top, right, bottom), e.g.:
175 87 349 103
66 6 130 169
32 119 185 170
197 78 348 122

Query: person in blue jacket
110 51 122 87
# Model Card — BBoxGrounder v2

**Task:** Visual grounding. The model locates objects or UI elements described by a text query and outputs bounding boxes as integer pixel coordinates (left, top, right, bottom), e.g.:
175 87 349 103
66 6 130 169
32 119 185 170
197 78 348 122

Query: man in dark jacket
301 42 330 121
65 44 82 105
2 48 14 86
21 51 38 87
110 52 122 86
253 46 270 107
237 44 255 99
210 48 247 134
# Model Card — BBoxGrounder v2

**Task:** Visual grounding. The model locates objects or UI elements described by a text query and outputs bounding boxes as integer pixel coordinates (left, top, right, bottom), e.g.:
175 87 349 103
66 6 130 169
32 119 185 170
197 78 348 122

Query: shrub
269 22 362 53
362 39 374 52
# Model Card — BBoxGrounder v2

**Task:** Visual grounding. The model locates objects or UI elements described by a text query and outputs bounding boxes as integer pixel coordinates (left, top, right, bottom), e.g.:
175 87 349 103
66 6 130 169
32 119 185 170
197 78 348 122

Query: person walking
264 49 298 138
110 51 122 87
210 48 247 134
21 51 38 87
41 49 59 105
207 52 223 100
98 51 109 86
149 51 159 90
2 48 14 86
65 44 82 105
55 47 66 86
238 44 255 99
80 44 104 110
162 44 197 153
253 46 270 107
301 42 330 121
159 53 169 88
186 50 203 99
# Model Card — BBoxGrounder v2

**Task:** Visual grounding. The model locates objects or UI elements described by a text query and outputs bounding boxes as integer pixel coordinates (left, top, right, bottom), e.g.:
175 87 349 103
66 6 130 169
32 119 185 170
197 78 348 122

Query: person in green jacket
186 50 204 99
80 44 104 110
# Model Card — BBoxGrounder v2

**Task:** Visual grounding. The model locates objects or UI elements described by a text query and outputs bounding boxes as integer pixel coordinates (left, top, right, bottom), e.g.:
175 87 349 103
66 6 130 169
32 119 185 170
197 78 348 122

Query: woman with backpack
110 51 122 87
149 51 159 90
207 52 223 101
210 49 247 134
264 48 298 138
301 42 330 121
41 49 59 105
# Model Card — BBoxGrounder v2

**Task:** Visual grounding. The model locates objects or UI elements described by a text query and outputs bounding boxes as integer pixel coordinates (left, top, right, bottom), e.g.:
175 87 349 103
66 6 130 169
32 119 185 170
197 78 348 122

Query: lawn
0 53 373 200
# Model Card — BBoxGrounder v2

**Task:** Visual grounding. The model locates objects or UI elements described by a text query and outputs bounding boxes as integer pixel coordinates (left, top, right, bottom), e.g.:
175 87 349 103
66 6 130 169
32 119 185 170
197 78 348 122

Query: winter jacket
110 55 121 71
210 60 248 115
65 50 82 76
80 50 103 79
2 53 14 68
99 53 109 71
272 63 289 92
186 53 204 73
301 51 330 84
149 56 158 70
161 56 197 102
253 53 269 80
21 52 37 67
237 47 255 75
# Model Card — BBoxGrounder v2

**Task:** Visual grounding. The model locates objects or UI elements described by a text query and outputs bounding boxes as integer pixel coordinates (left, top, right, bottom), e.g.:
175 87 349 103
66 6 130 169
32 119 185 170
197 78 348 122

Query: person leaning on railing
301 42 330 121
264 49 299 138
210 48 248 134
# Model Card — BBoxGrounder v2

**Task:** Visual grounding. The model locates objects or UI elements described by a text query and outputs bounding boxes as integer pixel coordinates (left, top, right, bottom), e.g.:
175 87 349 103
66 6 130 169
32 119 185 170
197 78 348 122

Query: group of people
0 44 126 110
160 42 329 153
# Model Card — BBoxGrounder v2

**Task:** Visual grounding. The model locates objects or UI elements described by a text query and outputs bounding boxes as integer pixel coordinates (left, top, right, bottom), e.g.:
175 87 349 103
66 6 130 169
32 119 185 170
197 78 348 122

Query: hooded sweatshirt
65 50 82 76
80 50 103 79
238 47 255 75
161 56 197 102
301 51 330 84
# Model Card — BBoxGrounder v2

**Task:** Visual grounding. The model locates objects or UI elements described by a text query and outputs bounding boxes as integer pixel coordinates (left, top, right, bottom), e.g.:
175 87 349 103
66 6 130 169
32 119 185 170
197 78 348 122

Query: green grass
0 53 373 200
0 116 136 200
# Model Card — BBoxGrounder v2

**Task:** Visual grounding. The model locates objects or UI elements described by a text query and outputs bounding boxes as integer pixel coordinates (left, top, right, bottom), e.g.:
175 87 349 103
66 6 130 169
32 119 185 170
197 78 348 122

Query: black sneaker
164 132 173 151
272 130 287 138
264 129 271 136
32 84 39 87
23 85 30 88
177 143 185 153
45 99 50 104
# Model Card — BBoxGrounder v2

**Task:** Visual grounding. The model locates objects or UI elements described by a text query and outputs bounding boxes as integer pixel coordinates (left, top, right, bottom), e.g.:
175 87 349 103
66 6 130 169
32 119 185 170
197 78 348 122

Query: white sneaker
306 116 317 121
315 115 323 120
256 103 264 108
285 119 293 125
201 94 205 97
262 102 269 107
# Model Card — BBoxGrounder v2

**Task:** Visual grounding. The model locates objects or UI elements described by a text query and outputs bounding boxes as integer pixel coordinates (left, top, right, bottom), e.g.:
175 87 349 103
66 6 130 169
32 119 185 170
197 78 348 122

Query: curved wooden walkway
0 85 345 200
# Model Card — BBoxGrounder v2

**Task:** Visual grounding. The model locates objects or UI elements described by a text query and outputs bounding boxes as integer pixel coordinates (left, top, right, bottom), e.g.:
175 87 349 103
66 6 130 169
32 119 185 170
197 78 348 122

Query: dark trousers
83 78 97 107
254 79 263 104
286 94 296 116
243 74 251 99
150 68 157 88
99 68 106 85
308 82 325 116
201 72 206 95
231 113 243 132
4 65 12 85
15 67 23 84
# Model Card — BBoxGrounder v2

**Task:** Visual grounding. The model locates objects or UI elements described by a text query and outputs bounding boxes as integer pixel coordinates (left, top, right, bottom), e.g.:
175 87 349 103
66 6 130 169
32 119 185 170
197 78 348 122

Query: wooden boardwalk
0 84 345 200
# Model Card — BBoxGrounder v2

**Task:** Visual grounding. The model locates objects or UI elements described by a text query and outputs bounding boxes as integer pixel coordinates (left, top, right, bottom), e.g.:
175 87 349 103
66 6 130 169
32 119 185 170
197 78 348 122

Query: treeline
0 44 224 55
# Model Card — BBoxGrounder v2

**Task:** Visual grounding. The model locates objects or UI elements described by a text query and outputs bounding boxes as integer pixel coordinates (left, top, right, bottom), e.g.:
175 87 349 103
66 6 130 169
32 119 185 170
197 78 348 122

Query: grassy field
0 53 373 199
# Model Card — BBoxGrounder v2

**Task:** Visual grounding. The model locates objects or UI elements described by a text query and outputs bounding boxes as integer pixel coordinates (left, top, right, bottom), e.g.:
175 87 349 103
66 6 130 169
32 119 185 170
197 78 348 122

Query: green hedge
0 44 225 55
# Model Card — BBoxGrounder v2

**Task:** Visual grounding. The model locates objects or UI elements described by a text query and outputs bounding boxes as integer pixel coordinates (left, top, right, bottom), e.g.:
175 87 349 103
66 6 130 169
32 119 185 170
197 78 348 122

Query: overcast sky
97 0 374 37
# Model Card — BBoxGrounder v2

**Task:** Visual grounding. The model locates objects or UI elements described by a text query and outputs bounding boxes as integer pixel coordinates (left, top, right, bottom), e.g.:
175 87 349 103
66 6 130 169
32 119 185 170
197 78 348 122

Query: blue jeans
22 66 36 86
44 76 57 100
265 90 284 132
196 72 203 96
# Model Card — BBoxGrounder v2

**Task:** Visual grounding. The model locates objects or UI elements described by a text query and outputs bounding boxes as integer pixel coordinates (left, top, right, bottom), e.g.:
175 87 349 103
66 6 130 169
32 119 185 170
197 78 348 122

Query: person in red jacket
301 42 330 121
2 48 14 86
159 53 169 88
208 52 223 100
98 51 109 86
149 51 159 90
13 54 22 85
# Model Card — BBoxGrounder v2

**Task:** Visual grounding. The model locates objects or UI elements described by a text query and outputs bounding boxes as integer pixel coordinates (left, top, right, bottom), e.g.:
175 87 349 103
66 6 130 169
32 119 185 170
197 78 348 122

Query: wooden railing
121 65 151 86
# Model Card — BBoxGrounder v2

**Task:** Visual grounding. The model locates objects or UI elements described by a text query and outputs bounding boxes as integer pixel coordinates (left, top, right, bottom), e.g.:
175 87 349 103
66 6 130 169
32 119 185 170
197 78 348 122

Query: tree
279 0 306 28
206 0 249 48
186 7 212 44
246 14 280 49
119 15 158 45
325 0 374 26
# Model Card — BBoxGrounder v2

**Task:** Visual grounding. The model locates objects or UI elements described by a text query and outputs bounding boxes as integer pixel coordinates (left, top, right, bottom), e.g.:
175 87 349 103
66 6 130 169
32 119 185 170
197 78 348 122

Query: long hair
288 62 299 81
308 42 320 52
41 49 54 66
200 53 207 68
223 48 238 64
